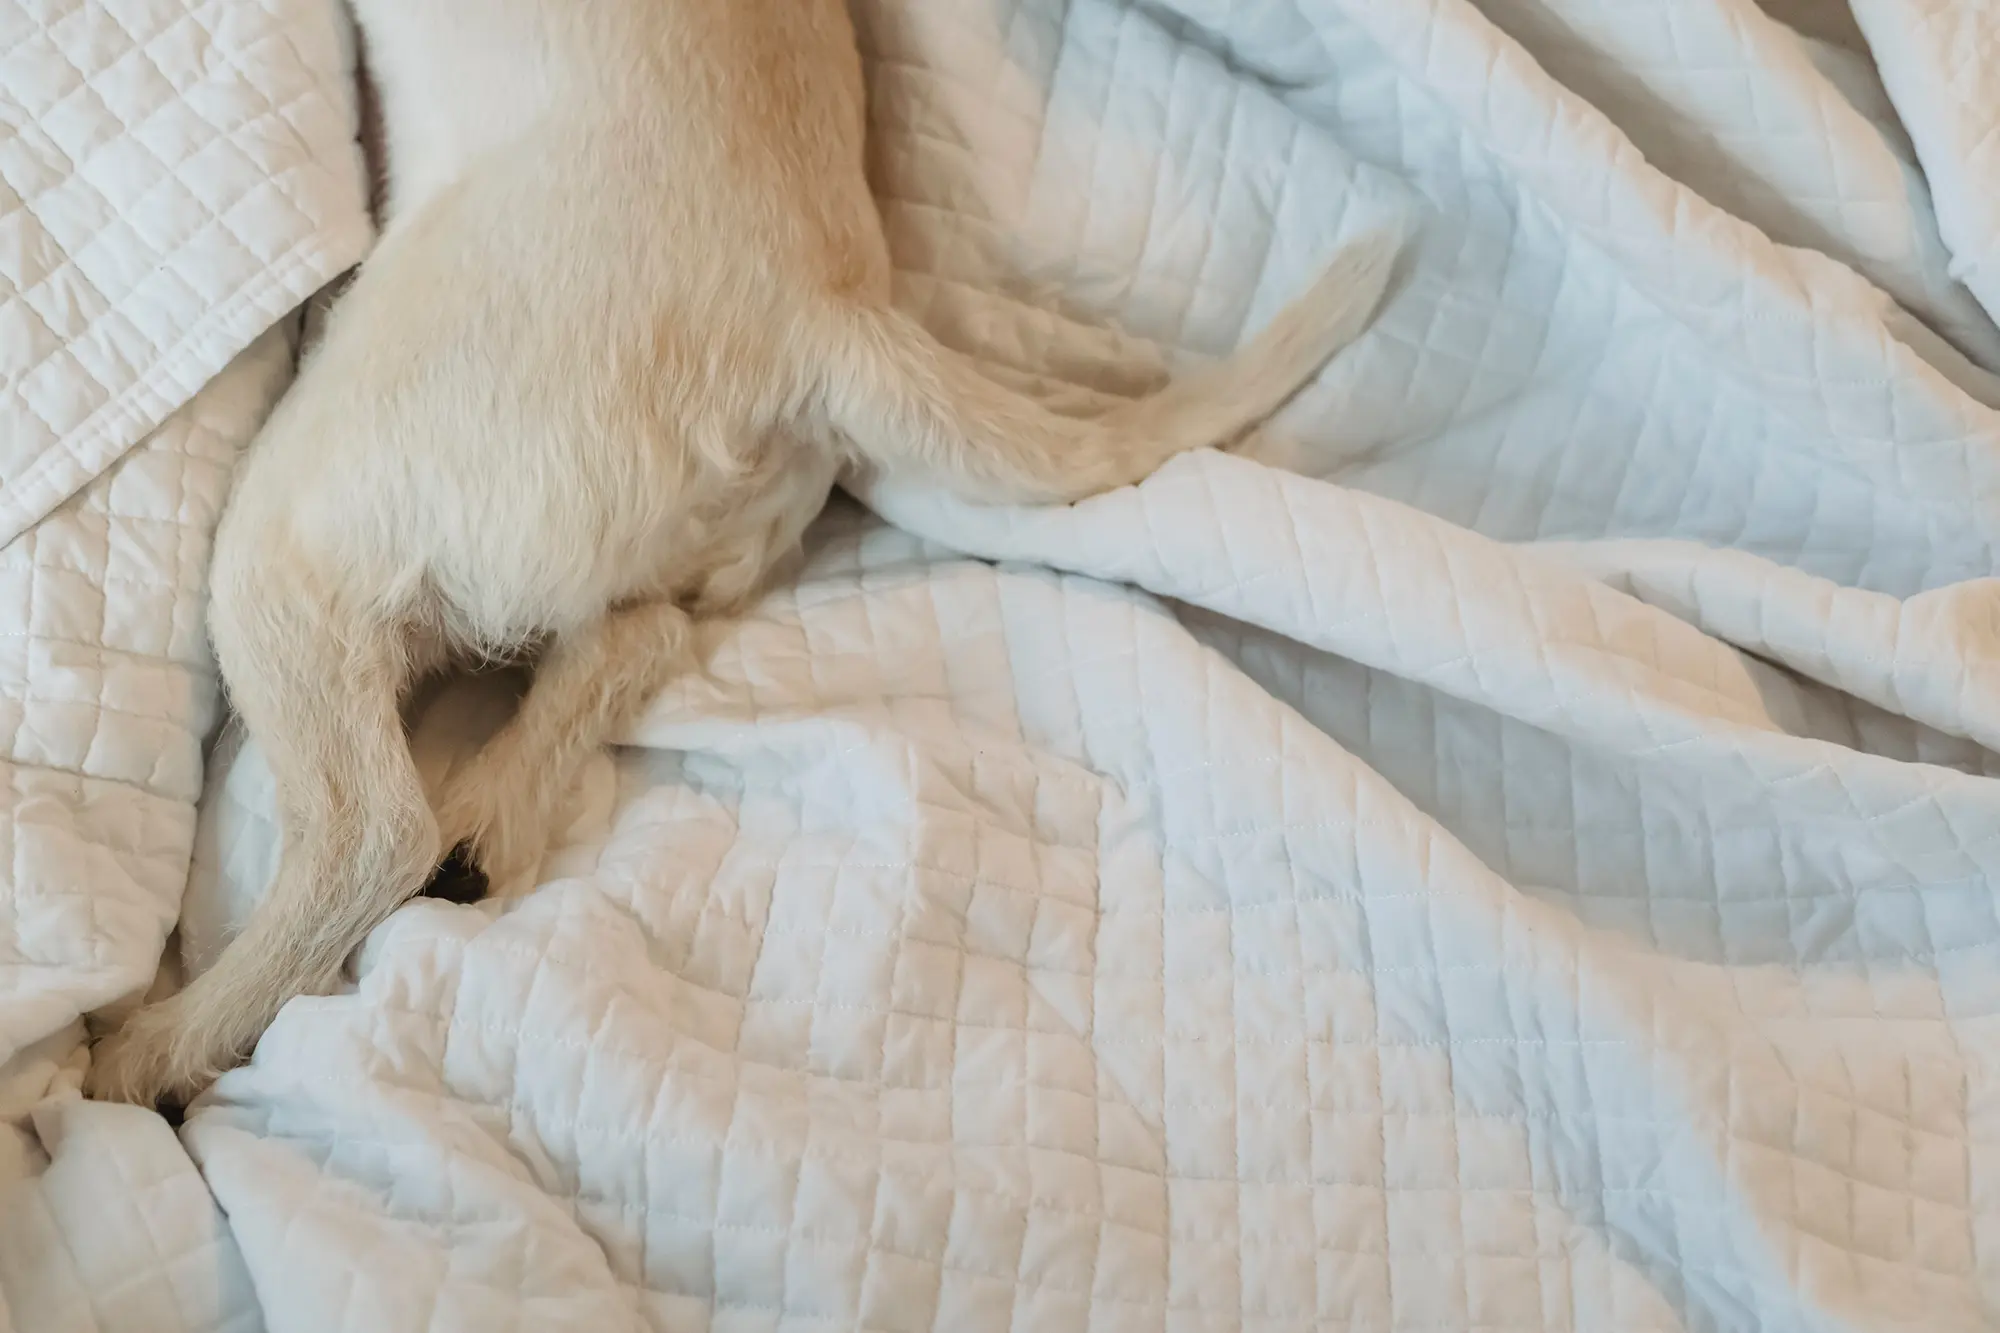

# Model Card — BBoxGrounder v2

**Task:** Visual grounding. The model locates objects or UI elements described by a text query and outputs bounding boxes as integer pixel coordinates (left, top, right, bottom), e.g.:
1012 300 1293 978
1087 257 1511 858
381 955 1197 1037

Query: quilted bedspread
10 0 2000 1331
0 1 370 1330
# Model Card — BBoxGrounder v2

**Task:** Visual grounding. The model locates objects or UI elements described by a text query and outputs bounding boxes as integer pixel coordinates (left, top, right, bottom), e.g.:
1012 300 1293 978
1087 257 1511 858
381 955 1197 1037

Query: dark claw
421 841 490 904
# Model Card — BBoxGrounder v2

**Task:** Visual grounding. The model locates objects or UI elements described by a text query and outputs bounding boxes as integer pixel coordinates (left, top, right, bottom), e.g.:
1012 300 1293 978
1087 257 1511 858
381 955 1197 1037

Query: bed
2 0 1997 1329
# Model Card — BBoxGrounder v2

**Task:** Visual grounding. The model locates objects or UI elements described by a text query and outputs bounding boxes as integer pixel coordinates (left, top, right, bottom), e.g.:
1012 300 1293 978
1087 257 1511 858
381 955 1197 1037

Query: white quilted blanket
12 1 2000 1331
0 1 370 1330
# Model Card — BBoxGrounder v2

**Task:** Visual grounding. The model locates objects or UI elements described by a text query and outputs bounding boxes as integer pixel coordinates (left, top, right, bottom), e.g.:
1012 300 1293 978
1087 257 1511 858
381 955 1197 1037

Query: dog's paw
420 840 491 903
435 782 548 900
85 1001 213 1110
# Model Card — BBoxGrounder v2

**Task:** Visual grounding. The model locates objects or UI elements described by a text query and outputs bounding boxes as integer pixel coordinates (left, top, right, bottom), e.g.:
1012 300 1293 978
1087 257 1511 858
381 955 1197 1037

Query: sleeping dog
87 0 1396 1105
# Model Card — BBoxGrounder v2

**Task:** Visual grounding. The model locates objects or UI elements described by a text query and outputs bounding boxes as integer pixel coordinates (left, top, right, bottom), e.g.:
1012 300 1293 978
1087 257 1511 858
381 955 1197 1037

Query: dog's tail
812 230 1399 503
94 544 439 1101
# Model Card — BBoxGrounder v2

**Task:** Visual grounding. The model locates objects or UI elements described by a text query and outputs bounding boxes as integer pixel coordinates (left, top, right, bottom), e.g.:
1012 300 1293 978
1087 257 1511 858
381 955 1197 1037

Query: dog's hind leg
432 599 695 899
87 564 438 1106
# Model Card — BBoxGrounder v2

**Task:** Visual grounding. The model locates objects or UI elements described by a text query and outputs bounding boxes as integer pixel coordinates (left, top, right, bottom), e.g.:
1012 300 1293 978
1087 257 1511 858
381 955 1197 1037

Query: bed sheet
11 1 2000 1330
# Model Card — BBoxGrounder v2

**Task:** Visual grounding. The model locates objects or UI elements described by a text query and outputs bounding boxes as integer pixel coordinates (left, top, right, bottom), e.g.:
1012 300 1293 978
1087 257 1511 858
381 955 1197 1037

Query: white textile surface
0 1 371 1330
20 0 2000 1331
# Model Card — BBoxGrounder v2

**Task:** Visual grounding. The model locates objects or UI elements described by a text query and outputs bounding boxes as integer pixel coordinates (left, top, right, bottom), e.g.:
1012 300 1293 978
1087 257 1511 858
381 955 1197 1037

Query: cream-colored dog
87 0 1395 1105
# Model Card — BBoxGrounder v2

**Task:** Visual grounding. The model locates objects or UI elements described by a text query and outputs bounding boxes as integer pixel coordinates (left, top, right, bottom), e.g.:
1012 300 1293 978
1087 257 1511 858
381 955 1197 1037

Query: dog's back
240 2 877 642
357 0 885 287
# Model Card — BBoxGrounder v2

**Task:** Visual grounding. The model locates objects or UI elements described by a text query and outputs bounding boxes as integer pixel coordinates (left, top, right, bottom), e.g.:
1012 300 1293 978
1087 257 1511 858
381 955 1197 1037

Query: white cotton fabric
0 2 369 1329
15 1 2000 1330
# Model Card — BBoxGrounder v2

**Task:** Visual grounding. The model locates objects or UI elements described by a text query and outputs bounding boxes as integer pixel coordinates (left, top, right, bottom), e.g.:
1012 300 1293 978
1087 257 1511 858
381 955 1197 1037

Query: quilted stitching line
0 234 363 542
